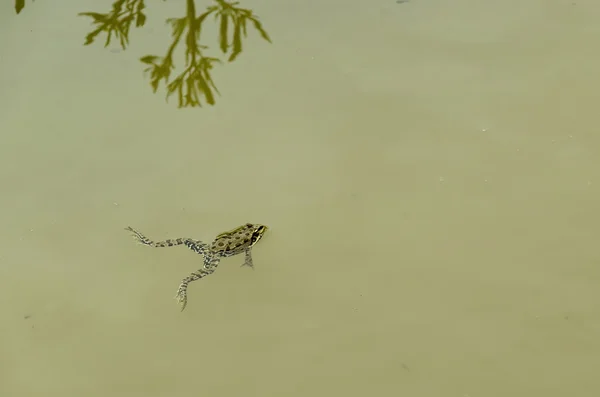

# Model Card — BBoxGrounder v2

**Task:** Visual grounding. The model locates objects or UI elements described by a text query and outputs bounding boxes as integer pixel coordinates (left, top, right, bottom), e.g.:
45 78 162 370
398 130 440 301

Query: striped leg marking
125 226 208 254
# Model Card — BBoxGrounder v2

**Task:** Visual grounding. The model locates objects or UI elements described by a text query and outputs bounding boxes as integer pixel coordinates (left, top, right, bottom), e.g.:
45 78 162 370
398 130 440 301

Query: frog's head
249 223 268 245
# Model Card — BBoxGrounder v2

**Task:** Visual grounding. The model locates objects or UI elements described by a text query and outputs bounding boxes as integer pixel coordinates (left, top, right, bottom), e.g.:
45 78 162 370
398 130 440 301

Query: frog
124 223 268 311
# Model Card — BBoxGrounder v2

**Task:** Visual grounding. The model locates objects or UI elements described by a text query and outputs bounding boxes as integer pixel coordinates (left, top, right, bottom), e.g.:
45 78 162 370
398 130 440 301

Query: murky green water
2 0 599 396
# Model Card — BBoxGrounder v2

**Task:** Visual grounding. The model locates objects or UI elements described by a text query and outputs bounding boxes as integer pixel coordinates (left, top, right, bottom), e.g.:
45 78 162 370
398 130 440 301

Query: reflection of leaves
140 53 222 108
138 1 224 108
15 0 25 14
166 57 222 107
78 0 147 49
19 0 272 109
136 0 271 108
14 0 31 15
203 0 272 62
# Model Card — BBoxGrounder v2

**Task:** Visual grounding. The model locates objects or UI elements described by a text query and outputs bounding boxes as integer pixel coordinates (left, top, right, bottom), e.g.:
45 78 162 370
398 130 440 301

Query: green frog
125 223 268 311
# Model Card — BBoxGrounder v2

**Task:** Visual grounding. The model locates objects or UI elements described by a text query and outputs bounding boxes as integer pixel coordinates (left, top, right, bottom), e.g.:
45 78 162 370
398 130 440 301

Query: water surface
1 0 599 396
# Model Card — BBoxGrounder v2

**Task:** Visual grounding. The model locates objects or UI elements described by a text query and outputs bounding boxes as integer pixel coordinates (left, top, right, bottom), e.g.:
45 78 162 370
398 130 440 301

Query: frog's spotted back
212 223 268 255
125 223 268 311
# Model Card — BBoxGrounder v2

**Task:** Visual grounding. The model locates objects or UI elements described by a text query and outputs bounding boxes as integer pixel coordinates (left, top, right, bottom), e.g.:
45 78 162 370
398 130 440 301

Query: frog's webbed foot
174 256 221 311
240 248 255 269
174 285 192 311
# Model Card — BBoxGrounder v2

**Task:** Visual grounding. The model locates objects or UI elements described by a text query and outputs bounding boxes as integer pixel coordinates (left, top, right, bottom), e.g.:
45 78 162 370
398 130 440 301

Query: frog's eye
258 225 267 233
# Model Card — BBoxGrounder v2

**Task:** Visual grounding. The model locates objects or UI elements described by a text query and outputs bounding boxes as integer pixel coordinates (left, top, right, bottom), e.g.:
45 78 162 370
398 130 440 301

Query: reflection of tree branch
140 0 223 107
80 0 271 108
15 0 271 108
208 0 271 62
78 0 147 49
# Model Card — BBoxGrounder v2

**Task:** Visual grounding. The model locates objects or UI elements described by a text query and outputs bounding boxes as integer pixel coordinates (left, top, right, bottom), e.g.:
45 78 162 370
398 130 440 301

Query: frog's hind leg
174 255 221 311
183 240 210 256
125 226 202 249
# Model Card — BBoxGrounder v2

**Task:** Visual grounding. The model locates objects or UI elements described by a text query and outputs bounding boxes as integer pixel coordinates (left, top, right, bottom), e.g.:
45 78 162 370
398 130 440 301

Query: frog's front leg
240 248 255 269
174 255 221 311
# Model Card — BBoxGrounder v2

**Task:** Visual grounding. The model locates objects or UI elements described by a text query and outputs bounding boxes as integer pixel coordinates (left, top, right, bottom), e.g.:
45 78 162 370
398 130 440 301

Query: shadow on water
14 0 272 109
